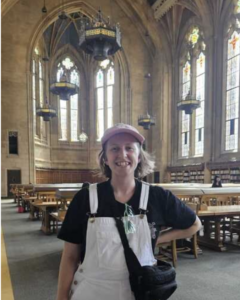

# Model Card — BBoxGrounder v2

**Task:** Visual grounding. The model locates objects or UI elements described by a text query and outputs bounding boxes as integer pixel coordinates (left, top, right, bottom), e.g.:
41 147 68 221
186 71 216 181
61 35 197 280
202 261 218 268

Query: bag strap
139 182 150 211
89 183 98 214
114 217 142 274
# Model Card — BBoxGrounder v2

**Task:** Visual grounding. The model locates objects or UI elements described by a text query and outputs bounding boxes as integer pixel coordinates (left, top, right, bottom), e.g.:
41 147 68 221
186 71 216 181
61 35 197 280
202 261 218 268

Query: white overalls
70 182 156 300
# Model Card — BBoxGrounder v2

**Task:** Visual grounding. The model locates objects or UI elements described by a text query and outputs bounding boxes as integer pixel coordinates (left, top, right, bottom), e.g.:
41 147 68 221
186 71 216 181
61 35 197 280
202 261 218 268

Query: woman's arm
56 242 81 300
156 216 202 244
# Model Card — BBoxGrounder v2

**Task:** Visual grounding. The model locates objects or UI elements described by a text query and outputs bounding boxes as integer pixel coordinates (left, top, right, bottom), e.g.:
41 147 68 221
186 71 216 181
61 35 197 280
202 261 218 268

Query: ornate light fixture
138 113 155 130
79 9 121 61
58 0 68 20
138 73 155 130
36 2 56 122
36 98 57 121
79 132 88 143
41 1 49 62
50 72 78 101
177 91 200 114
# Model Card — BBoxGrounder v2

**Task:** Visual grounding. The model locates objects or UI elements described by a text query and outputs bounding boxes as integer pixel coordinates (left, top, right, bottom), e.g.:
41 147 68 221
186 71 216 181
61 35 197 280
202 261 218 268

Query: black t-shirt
58 180 196 258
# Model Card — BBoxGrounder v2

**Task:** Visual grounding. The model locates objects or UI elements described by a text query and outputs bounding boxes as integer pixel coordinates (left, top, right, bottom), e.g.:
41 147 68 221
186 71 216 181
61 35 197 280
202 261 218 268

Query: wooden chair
229 217 240 243
216 196 232 206
155 202 198 268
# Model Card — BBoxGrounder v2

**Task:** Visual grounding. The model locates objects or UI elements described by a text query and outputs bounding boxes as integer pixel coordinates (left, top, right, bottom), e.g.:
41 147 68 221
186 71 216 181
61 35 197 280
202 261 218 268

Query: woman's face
105 133 140 179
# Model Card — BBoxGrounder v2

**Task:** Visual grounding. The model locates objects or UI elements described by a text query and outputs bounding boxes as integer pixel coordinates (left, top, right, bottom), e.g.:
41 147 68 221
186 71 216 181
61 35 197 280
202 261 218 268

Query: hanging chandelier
79 10 121 61
177 92 200 114
79 132 88 143
138 113 155 130
36 98 57 121
50 72 78 101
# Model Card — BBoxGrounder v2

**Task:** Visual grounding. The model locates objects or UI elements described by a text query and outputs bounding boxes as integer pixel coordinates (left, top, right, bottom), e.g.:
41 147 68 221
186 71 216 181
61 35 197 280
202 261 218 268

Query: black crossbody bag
114 217 177 300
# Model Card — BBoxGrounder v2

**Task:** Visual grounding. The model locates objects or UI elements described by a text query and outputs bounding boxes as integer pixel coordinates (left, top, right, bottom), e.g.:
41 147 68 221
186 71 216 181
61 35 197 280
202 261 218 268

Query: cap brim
101 128 145 145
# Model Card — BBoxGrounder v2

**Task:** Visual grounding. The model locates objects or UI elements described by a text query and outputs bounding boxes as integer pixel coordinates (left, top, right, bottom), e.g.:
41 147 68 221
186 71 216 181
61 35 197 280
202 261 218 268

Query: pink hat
101 123 145 145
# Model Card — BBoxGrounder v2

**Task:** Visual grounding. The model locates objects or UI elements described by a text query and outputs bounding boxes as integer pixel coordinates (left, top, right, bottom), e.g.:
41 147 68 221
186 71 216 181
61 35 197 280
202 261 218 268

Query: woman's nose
118 147 127 158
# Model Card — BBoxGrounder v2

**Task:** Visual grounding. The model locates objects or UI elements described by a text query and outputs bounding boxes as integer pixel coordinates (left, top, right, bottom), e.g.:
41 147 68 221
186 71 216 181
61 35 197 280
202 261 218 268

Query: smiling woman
99 124 155 179
56 123 201 300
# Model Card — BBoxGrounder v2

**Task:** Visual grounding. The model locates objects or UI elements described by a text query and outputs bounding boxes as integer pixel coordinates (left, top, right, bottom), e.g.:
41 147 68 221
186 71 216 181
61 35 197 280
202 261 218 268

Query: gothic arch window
224 7 240 152
56 57 80 142
179 27 206 158
32 47 47 140
95 59 114 141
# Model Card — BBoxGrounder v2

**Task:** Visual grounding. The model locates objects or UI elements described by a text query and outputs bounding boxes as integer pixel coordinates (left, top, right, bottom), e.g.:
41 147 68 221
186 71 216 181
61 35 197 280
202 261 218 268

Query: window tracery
32 47 47 141
56 57 80 142
179 26 206 158
96 59 114 141
224 1 240 152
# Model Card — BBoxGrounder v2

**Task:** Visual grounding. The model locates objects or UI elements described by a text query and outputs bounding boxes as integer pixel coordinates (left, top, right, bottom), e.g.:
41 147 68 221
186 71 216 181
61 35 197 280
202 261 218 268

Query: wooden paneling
36 169 105 184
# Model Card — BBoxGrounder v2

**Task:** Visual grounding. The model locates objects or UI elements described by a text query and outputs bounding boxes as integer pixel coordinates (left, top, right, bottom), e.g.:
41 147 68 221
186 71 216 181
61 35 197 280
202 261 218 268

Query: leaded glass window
32 49 47 141
195 52 205 155
181 61 191 156
57 57 80 142
39 61 47 139
32 60 36 135
179 26 206 158
96 61 114 141
225 31 240 151
182 61 191 99
60 100 67 140
181 112 190 157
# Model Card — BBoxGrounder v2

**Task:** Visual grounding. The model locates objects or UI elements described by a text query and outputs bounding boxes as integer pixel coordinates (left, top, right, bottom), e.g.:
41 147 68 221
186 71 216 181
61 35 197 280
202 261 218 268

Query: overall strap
89 183 98 214
139 182 150 211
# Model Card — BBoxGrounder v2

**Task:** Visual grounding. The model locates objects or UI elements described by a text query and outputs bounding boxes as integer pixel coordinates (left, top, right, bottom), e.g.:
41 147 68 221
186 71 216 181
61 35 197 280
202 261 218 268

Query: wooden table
21 196 37 212
31 202 58 234
198 205 240 251
56 188 80 200
50 212 66 233
33 183 83 193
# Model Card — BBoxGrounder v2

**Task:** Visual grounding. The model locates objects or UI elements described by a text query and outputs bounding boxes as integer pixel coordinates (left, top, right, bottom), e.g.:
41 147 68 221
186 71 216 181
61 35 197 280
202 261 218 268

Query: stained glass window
57 67 64 82
39 61 46 139
189 28 199 47
107 67 114 85
182 61 191 99
70 69 79 86
32 60 36 135
181 112 190 157
60 100 67 141
181 61 191 157
225 31 240 151
39 61 44 106
57 58 80 141
195 52 205 155
235 0 240 13
70 70 79 141
97 88 104 141
96 63 114 141
71 94 78 141
96 70 104 88
62 57 74 69
180 26 205 158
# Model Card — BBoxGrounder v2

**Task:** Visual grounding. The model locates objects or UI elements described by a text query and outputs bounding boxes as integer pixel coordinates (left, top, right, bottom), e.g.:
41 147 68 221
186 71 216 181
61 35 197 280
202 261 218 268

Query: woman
56 123 201 300
212 175 222 187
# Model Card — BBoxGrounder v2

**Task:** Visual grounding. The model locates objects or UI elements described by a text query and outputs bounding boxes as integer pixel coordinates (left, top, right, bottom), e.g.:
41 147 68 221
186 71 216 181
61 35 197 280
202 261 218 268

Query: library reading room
1 1 240 300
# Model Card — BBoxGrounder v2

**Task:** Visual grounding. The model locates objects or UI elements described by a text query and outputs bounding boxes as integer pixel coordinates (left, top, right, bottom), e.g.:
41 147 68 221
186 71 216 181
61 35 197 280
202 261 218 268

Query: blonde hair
98 143 155 179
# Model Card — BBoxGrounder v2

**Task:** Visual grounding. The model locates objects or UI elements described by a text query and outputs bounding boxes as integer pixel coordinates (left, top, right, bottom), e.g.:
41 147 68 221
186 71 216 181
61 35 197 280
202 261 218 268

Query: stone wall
1 0 162 196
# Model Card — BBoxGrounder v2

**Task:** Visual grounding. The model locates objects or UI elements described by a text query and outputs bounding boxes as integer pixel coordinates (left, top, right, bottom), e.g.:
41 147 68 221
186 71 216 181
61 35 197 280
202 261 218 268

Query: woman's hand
56 242 81 300
156 216 202 245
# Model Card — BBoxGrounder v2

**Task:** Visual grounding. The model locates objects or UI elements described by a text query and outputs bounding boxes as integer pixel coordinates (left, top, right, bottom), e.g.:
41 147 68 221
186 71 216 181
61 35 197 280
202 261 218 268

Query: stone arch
27 1 132 178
